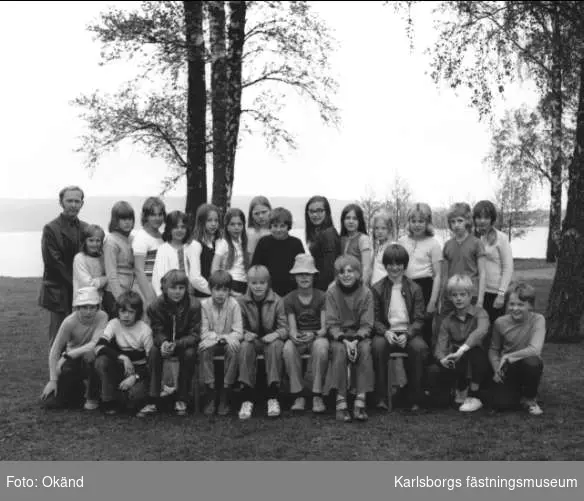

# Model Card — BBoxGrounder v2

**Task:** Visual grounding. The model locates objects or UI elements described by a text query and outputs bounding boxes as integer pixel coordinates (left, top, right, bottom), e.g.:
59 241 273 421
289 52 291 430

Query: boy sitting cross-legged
139 269 200 417
429 274 491 412
282 254 329 413
199 270 243 416
41 287 108 410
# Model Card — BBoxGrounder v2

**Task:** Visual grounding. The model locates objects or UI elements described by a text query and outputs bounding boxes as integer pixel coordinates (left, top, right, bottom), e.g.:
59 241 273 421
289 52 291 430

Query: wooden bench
191 353 311 413
387 352 409 412
192 351 409 413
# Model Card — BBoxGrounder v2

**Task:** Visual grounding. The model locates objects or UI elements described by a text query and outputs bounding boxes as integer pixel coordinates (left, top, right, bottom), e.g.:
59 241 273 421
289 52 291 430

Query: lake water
0 227 549 278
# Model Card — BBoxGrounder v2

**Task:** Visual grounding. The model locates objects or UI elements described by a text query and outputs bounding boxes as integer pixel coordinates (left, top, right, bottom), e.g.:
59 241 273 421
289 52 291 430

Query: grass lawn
1 261 583 461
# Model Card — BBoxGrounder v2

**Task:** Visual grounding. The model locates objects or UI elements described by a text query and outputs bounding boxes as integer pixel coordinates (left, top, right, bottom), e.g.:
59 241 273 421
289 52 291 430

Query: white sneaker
160 385 177 398
291 397 305 411
238 401 253 420
267 398 281 417
174 400 187 416
459 397 483 412
525 400 543 416
137 403 158 418
83 399 99 411
454 388 468 404
312 396 326 414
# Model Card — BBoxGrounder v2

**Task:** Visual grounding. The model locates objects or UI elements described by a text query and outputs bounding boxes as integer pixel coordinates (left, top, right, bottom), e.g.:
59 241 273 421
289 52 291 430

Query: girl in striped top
133 197 166 306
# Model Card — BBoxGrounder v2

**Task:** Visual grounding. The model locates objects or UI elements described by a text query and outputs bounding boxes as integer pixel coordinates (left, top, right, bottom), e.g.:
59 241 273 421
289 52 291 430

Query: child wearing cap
323 255 375 422
282 254 328 413
138 269 200 417
94 291 153 415
251 207 305 297
237 265 288 420
429 274 491 412
199 270 243 416
489 282 545 416
41 287 108 410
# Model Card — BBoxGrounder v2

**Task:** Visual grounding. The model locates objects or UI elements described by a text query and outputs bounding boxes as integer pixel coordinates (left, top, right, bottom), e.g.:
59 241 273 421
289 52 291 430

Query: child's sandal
336 408 352 422
353 407 368 421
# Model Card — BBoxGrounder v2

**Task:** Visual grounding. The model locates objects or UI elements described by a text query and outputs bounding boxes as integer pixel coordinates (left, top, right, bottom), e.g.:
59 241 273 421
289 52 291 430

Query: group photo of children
39 186 545 423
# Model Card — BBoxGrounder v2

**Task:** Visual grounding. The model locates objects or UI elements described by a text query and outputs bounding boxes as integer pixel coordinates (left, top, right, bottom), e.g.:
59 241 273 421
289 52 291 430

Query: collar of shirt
452 304 479 322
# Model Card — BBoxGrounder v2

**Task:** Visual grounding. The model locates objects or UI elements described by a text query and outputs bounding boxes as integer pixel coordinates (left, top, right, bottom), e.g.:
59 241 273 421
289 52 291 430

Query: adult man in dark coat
38 186 88 346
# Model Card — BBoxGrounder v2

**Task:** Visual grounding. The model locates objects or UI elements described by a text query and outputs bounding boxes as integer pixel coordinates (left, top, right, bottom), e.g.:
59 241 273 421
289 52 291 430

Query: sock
336 395 347 410
354 393 366 409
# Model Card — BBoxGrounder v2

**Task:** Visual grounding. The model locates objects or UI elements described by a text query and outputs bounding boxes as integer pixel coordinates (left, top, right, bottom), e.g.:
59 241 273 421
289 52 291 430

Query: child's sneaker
174 400 187 416
459 397 483 412
312 396 326 414
160 385 177 398
83 399 99 411
454 388 468 405
291 397 305 412
238 401 253 420
204 399 216 416
137 403 158 418
525 399 543 416
267 398 281 417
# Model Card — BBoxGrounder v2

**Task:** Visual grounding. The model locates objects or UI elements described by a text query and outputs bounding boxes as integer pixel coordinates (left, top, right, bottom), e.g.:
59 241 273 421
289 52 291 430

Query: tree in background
357 186 382 232
495 168 533 241
384 174 412 238
73 1 339 217
400 1 578 262
485 105 573 241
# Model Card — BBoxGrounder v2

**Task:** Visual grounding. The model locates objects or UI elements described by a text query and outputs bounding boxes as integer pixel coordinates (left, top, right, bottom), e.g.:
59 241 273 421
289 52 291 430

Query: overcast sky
0 1 547 208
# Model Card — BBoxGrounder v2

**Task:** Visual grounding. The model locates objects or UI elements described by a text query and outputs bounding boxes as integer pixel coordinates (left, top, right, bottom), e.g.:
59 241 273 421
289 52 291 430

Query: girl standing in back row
247 196 272 260
186 203 221 298
304 195 341 291
339 204 372 286
132 197 166 307
212 208 249 296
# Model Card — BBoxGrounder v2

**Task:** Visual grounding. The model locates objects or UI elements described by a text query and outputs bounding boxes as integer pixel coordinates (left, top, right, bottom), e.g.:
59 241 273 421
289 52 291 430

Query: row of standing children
55 193 542 417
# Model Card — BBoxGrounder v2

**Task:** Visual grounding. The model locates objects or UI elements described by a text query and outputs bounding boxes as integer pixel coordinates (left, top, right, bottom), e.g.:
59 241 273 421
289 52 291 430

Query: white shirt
388 282 409 332
215 238 247 282
399 235 442 280
151 242 190 296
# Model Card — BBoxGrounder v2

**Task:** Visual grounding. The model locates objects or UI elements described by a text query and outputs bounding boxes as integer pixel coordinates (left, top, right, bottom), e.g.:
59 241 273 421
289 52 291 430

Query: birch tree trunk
546 4 564 263
184 1 207 219
546 58 584 342
209 1 229 216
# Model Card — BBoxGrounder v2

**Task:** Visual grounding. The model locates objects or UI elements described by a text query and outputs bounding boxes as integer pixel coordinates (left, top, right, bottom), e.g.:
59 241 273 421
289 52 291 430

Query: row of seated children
43 246 543 420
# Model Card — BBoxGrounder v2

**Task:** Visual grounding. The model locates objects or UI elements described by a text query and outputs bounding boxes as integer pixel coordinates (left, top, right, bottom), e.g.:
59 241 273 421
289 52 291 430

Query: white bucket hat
290 254 318 275
73 287 101 307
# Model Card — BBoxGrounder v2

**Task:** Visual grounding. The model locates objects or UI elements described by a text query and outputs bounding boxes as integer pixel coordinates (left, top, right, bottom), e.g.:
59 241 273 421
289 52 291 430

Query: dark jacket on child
371 276 425 339
147 294 201 349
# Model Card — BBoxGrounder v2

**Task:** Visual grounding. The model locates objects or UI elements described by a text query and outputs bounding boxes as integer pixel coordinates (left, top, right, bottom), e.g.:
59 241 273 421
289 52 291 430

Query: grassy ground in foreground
1 261 582 460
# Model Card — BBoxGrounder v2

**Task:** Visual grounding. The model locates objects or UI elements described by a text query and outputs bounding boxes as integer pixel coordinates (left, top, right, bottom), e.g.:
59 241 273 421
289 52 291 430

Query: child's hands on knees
224 336 240 351
118 374 137 391
385 330 399 346
119 355 134 376
440 356 455 369
262 333 279 344
244 332 257 343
